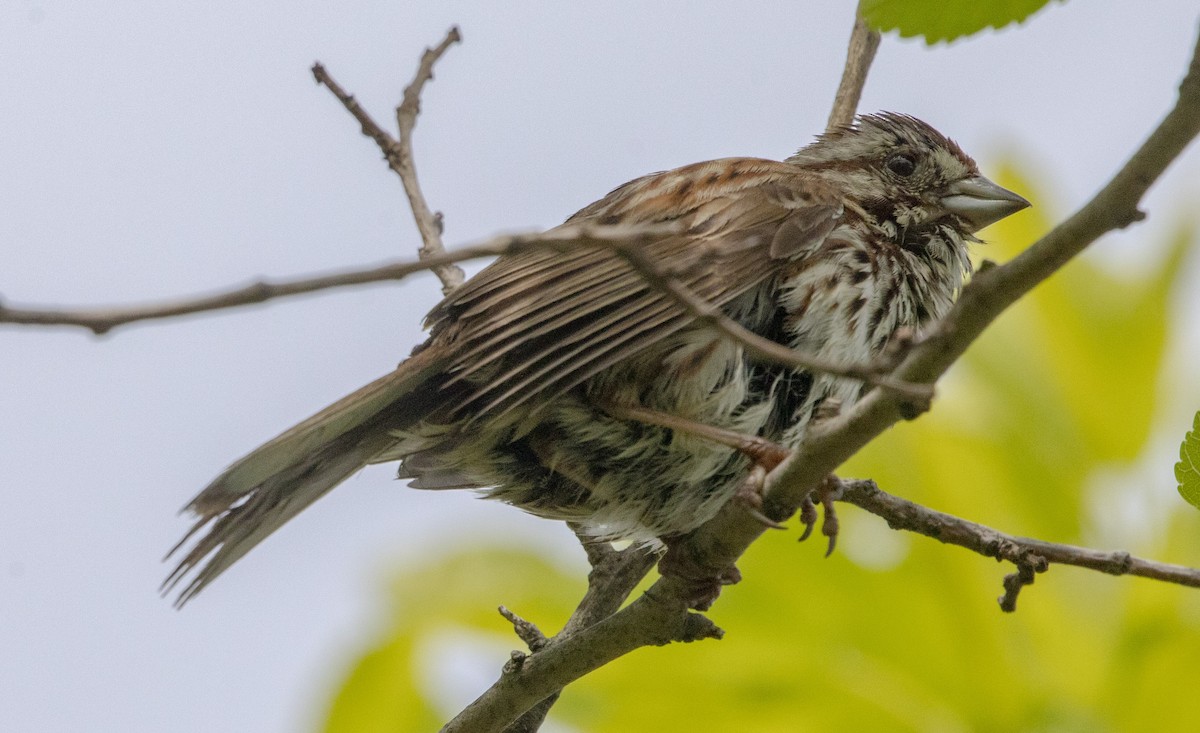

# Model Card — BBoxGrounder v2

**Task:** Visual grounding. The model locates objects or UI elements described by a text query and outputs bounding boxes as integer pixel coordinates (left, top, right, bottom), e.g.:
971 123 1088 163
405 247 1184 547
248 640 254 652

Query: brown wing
423 158 845 420
165 157 845 603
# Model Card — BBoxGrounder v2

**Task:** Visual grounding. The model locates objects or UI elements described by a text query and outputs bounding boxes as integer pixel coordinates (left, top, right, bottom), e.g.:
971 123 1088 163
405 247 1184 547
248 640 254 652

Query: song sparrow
166 113 1028 604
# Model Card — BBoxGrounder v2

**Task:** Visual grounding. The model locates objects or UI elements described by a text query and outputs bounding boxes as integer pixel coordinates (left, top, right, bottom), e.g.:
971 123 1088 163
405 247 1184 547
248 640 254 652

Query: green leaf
860 0 1062 44
324 634 441 733
320 549 586 733
1177 411 1200 510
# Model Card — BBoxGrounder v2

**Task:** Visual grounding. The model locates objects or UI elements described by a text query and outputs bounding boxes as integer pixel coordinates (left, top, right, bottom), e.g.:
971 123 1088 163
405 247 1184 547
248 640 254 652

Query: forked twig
312 26 465 293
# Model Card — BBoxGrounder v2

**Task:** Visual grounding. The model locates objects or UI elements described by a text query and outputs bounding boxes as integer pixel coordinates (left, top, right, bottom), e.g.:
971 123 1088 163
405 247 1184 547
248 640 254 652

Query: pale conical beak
939 176 1030 232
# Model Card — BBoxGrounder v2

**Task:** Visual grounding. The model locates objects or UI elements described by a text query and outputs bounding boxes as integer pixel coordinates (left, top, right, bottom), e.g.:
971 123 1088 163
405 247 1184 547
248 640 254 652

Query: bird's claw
797 475 843 556
734 465 787 529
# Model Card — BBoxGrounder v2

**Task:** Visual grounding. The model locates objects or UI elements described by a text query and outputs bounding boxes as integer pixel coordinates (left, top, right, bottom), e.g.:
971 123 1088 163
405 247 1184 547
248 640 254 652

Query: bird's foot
600 401 795 529
733 464 788 529
797 474 843 557
602 402 789 469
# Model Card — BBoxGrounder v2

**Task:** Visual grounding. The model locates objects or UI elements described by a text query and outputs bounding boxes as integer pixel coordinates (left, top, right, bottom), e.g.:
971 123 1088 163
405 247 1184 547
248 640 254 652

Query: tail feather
164 441 378 606
165 354 442 606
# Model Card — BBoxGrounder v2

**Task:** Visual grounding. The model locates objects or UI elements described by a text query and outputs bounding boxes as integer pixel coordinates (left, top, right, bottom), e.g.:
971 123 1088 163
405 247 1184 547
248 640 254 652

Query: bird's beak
939 176 1030 232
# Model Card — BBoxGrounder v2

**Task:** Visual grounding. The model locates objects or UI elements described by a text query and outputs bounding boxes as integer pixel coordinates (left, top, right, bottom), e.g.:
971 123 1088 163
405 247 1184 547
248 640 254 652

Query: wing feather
421 158 844 421
446 261 638 382
167 158 845 602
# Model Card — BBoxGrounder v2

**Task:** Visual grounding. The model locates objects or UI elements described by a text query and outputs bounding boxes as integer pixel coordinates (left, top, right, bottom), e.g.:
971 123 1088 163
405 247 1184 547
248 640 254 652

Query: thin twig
0 226 646 334
310 63 396 167
312 26 465 293
443 586 721 733
999 556 1046 613
395 27 465 293
445 462 1200 733
827 4 881 131
498 526 656 733
609 241 933 404
498 606 549 651
837 479 1200 589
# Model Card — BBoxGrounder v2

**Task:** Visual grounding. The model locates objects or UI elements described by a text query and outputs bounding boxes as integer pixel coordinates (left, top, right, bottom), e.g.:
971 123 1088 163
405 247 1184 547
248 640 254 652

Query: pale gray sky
3 2 1199 731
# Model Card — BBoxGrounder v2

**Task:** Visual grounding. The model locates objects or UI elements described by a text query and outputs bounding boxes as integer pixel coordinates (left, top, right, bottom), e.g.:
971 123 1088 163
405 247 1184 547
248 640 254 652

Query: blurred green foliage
1179 412 1200 510
321 165 1200 732
861 0 1061 44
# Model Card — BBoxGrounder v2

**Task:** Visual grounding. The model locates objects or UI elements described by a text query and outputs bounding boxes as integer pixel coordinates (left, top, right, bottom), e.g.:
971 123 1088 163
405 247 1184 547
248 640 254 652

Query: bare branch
998 559 1043 612
0 226 646 334
837 479 1200 593
498 528 656 733
395 27 465 293
443 587 720 733
4 30 471 336
827 4 881 131
608 241 933 403
448 465 1200 733
498 606 549 651
560 527 658 635
0 231 511 334
313 26 465 293
309 63 397 170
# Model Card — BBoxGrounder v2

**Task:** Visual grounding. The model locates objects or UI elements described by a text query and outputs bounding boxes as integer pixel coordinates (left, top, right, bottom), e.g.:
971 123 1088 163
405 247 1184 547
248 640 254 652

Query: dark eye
886 154 916 177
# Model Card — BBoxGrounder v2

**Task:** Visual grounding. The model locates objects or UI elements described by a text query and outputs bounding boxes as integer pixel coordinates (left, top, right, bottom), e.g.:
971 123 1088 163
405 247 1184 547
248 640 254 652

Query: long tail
163 354 442 606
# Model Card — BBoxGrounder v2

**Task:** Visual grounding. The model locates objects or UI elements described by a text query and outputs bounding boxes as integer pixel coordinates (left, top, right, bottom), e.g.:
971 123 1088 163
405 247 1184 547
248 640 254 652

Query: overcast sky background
3 2 1200 731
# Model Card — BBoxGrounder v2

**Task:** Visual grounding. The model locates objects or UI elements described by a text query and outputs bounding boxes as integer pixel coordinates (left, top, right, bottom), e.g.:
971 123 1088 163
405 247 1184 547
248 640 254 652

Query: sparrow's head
787 112 1029 237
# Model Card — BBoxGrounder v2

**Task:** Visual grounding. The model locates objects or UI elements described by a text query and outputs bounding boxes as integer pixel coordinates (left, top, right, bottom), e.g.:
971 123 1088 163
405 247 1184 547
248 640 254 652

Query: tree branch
0 226 648 334
497 528 656 733
836 479 1200 597
313 26 465 293
447 469 1200 733
0 229 566 334
608 240 932 403
444 585 721 733
395 27 465 293
1 28 468 336
827 4 880 131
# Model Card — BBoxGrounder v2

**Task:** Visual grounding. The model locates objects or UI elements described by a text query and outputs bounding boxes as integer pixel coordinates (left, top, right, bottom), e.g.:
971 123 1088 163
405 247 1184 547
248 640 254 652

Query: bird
164 112 1029 606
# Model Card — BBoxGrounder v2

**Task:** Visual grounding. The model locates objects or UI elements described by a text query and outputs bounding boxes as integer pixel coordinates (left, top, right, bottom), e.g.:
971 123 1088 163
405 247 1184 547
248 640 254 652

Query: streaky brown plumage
166 113 1028 605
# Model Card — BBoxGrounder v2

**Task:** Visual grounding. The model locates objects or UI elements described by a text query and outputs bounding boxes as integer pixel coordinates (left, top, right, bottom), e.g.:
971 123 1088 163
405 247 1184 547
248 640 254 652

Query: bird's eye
886 154 917 177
